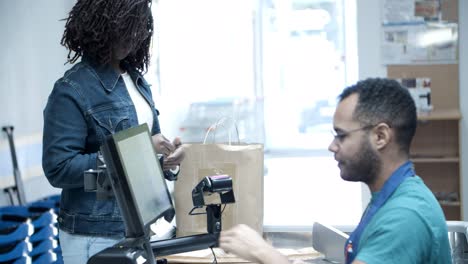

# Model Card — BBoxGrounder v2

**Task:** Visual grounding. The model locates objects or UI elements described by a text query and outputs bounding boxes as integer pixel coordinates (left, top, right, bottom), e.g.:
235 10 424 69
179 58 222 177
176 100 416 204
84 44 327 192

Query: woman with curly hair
42 1 185 263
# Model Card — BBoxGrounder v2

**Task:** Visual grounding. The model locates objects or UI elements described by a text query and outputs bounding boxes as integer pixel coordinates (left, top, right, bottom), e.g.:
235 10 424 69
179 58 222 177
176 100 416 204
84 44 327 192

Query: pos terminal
87 124 235 264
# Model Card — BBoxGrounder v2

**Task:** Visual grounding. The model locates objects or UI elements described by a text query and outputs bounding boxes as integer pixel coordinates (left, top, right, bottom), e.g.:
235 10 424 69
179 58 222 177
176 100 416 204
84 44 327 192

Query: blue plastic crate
28 195 60 215
32 250 56 264
0 239 32 262
0 218 34 245
30 225 57 243
8 255 31 264
30 238 57 257
0 207 57 229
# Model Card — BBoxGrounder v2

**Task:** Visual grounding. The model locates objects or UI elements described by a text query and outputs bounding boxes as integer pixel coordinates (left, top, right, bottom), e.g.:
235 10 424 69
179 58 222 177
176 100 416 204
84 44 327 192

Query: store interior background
0 0 467 229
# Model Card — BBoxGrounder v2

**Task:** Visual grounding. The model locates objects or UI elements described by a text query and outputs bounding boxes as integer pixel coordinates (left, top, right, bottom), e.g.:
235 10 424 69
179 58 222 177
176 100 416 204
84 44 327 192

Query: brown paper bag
174 143 264 237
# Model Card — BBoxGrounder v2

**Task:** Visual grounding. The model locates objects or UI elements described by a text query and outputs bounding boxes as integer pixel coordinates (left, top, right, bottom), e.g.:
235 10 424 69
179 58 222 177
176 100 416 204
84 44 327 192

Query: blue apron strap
344 161 415 264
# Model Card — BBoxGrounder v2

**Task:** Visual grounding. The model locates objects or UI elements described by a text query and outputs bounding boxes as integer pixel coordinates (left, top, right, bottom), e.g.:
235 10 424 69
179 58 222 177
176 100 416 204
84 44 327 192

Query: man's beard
340 138 381 185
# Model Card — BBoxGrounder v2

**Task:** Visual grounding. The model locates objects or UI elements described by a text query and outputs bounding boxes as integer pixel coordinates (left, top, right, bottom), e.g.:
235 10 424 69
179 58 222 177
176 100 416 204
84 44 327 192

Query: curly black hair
61 0 153 73
339 78 417 154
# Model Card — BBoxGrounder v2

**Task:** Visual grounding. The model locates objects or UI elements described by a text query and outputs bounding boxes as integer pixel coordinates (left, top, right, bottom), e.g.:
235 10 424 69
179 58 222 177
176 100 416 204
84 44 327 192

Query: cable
210 247 218 264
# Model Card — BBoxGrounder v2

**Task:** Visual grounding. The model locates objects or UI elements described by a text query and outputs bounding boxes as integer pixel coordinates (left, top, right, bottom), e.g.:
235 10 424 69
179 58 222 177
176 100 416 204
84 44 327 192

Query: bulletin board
381 0 459 65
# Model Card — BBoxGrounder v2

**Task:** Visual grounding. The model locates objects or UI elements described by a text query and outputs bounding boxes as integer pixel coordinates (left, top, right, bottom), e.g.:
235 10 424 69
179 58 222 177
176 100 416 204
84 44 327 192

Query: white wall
459 0 468 220
0 0 74 203
0 0 73 135
356 0 386 79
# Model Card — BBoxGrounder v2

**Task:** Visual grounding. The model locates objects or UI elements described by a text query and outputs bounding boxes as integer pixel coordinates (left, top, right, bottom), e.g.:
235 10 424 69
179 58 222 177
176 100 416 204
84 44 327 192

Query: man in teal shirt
218 78 452 264
355 174 450 262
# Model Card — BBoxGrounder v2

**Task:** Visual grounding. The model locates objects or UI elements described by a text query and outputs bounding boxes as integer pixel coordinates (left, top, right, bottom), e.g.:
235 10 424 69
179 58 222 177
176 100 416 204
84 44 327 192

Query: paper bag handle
203 116 240 145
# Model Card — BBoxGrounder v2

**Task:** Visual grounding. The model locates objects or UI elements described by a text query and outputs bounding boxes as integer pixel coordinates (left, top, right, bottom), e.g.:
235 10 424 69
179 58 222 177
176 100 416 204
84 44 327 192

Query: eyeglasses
331 124 375 143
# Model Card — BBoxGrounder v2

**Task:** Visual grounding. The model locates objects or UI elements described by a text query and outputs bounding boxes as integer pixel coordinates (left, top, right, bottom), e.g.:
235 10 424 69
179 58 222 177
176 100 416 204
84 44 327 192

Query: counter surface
160 232 340 264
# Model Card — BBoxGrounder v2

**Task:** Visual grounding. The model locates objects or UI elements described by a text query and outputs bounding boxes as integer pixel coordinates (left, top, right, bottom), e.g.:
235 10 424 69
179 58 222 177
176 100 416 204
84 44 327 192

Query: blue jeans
59 229 123 264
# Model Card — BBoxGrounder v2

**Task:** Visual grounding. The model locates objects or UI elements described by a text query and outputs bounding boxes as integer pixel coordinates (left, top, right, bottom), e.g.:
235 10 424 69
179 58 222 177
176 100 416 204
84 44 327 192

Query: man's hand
219 224 291 264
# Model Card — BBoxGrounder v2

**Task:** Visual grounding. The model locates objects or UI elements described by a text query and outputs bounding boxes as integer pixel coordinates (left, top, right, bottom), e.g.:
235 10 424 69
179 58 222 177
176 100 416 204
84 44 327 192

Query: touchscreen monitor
101 124 174 238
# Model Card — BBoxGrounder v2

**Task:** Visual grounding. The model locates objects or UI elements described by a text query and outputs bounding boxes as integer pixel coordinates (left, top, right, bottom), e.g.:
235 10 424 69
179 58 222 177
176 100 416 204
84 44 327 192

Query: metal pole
2 126 27 205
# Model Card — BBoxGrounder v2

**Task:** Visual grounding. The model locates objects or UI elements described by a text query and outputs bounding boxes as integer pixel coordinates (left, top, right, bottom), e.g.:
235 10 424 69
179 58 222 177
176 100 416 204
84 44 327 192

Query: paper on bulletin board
382 0 441 25
395 77 433 113
380 0 458 65
382 0 424 25
381 23 458 64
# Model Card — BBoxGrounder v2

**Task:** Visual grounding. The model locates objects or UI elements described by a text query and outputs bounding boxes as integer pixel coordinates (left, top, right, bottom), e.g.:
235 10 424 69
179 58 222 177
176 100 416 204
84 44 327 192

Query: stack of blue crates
0 212 33 263
0 194 62 264
29 194 62 264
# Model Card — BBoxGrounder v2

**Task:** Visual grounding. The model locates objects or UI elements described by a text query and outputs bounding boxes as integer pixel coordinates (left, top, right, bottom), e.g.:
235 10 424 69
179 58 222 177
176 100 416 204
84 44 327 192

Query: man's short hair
338 78 417 154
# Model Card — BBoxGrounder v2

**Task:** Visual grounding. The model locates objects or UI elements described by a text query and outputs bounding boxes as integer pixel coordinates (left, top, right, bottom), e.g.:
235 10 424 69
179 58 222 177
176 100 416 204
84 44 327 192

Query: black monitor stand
150 204 222 256
88 204 222 264
87 236 156 264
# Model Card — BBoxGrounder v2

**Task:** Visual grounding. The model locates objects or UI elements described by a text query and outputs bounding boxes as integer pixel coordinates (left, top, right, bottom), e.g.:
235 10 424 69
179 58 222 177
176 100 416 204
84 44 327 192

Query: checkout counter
160 231 324 263
159 222 468 264
159 224 344 263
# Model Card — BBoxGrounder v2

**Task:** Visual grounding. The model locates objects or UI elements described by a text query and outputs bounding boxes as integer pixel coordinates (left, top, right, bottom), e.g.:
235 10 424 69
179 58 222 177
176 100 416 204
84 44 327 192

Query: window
260 0 360 229
150 0 360 230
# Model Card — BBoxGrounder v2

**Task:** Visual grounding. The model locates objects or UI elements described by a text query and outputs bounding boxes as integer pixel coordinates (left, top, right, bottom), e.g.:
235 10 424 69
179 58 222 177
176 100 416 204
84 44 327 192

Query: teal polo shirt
356 176 452 263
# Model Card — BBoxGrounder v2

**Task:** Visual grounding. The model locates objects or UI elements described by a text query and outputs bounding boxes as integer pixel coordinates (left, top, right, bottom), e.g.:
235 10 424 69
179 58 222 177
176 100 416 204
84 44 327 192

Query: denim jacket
42 56 160 236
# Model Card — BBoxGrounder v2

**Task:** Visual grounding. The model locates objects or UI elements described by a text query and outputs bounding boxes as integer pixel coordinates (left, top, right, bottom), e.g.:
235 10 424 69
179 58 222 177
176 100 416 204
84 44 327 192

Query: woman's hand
152 133 175 157
151 134 185 170
164 137 185 170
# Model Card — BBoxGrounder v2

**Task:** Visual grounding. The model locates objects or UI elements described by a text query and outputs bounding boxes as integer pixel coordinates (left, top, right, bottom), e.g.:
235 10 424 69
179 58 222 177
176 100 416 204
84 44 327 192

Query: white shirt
122 72 154 130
